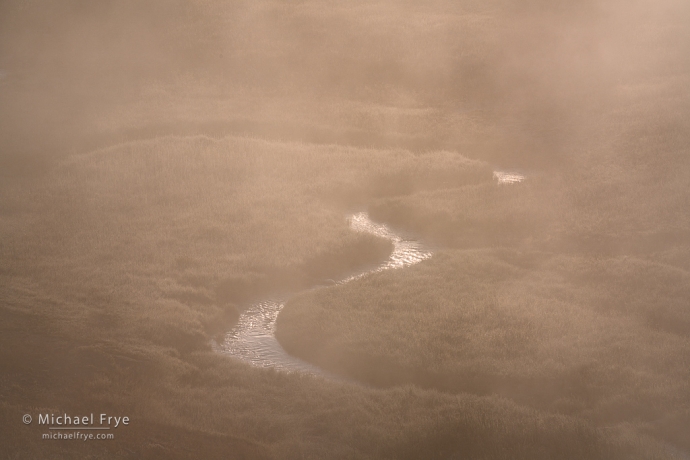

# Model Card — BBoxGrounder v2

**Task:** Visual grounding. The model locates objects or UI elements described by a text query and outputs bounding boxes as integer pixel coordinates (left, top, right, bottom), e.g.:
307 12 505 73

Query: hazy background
3 0 686 171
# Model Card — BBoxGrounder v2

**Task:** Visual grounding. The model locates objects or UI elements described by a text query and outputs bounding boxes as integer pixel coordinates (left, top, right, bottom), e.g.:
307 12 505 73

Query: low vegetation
2 0 689 458
279 248 690 448
278 30 690 455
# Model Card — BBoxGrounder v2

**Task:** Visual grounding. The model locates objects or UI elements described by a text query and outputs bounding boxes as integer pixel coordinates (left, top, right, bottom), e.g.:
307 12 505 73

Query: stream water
216 171 522 376
215 211 432 377
493 171 525 184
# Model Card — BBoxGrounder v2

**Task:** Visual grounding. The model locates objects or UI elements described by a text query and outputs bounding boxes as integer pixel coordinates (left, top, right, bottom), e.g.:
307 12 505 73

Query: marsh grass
0 134 522 459
2 0 689 457
277 68 690 455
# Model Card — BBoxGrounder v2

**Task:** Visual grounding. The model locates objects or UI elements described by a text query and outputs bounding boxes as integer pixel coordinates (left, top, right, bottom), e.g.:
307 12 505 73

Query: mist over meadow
1 1 689 458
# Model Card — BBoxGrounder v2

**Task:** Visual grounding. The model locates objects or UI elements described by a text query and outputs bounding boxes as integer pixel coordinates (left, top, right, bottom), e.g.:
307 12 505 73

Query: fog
2 0 687 168
1 1 689 458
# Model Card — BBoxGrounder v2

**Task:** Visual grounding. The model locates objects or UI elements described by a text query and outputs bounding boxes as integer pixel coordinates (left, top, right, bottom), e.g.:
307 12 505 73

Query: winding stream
215 211 432 377
216 171 523 377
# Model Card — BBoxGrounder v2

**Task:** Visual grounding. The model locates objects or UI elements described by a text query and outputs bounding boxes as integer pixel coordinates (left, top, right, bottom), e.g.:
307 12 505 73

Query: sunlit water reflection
215 212 432 377
217 170 524 377
493 171 525 184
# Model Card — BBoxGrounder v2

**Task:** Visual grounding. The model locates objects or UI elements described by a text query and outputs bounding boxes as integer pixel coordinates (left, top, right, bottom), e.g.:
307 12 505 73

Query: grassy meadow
1 0 689 458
